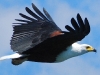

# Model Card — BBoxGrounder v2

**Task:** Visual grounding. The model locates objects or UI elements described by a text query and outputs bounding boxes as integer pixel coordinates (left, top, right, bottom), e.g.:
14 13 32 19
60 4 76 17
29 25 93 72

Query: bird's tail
12 57 28 65
0 53 28 65
0 53 23 60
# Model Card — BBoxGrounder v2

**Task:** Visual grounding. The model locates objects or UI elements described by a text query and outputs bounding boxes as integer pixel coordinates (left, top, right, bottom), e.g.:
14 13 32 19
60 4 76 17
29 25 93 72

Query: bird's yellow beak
86 46 97 52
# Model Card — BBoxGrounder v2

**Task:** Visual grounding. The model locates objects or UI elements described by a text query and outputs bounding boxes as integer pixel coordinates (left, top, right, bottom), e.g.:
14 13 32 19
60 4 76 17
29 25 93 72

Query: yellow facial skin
86 46 96 52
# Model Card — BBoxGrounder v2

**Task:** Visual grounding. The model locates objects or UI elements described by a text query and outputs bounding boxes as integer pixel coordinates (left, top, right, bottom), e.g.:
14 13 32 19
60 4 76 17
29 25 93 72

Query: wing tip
32 3 37 9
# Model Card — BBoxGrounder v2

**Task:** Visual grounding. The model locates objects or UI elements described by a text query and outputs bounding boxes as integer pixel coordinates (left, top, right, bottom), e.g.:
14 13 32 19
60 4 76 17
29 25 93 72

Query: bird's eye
86 46 90 49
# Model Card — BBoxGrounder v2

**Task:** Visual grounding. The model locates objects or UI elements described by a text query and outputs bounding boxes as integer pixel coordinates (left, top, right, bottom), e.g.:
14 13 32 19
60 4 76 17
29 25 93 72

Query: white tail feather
0 53 23 60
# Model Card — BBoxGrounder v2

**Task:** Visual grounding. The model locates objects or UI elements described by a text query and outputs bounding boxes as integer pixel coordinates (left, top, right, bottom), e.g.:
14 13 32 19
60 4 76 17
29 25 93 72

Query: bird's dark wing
65 13 90 44
10 3 61 53
22 14 90 55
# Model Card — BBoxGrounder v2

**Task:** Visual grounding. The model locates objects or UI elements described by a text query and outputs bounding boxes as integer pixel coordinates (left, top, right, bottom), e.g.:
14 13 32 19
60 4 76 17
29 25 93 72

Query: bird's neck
55 43 85 62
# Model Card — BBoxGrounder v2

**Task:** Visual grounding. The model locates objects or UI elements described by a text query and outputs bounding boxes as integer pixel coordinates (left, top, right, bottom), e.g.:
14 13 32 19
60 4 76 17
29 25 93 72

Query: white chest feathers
55 43 88 62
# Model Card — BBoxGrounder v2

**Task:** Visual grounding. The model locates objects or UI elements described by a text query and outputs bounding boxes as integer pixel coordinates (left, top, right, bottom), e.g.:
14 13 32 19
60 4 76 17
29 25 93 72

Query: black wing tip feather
19 13 23 16
65 25 75 33
77 13 80 17
84 18 90 35
65 13 90 41
77 13 90 38
32 3 48 20
77 13 90 35
32 3 35 8
13 3 41 24
13 3 53 25
25 7 30 13
32 3 38 10
43 7 54 22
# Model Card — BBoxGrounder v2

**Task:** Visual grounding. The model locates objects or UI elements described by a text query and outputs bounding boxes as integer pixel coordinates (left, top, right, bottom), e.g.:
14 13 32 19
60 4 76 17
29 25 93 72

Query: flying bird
0 3 96 65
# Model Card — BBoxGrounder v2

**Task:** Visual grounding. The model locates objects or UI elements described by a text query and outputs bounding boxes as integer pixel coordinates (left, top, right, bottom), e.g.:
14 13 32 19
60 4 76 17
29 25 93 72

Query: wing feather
71 18 80 32
77 14 85 32
65 13 90 41
19 13 35 21
43 8 54 22
84 18 90 35
65 25 75 33
15 19 31 23
32 3 47 20
25 7 42 20
11 3 61 53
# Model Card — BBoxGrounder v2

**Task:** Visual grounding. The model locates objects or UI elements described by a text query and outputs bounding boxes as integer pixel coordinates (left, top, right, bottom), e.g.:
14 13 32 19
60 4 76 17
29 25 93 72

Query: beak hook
93 49 97 53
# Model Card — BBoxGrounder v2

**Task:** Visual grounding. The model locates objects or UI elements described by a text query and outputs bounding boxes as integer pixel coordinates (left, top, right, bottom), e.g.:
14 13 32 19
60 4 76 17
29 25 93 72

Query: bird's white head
71 43 96 56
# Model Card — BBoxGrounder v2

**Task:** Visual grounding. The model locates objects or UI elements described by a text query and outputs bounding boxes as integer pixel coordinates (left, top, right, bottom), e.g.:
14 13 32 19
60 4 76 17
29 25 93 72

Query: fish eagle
0 3 96 65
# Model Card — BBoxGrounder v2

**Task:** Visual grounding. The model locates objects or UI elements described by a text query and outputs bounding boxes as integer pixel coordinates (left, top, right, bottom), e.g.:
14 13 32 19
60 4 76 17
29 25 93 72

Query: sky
0 0 100 75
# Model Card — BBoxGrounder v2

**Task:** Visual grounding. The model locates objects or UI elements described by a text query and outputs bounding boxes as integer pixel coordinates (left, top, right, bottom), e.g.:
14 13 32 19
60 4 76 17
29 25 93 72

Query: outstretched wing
65 13 90 44
10 3 61 53
22 13 90 57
